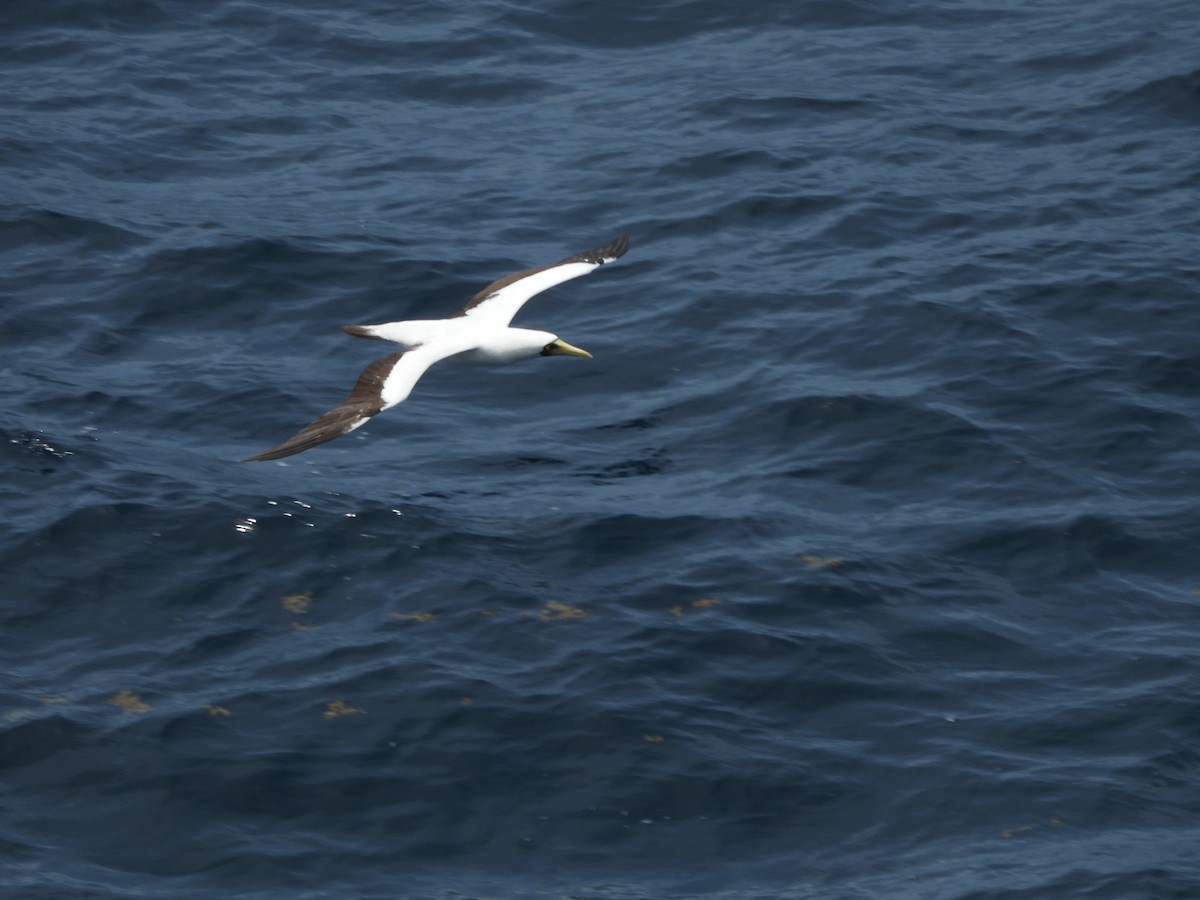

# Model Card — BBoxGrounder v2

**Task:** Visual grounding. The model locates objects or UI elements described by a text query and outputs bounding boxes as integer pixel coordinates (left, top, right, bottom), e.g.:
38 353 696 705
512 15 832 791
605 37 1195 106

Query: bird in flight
245 234 630 461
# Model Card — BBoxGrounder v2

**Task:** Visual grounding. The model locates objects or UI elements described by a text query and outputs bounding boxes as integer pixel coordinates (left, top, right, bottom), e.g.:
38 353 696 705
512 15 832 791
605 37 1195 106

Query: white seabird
245 234 630 461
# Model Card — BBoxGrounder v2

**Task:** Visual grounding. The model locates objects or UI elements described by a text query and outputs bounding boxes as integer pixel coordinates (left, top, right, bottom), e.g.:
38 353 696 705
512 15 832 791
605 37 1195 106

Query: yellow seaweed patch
109 691 151 714
281 591 313 614
642 733 665 743
290 622 318 632
323 700 365 720
668 605 685 617
205 705 232 717
799 555 845 570
3 709 36 722
692 598 721 609
389 611 436 623
539 600 588 621
42 697 69 706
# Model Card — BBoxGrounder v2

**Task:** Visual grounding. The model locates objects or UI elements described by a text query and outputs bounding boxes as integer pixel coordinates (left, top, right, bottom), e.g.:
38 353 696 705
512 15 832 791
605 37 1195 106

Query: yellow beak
544 338 592 359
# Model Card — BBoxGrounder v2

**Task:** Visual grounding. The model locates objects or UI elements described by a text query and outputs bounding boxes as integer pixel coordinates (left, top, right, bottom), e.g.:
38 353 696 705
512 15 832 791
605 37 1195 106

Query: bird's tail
342 324 385 340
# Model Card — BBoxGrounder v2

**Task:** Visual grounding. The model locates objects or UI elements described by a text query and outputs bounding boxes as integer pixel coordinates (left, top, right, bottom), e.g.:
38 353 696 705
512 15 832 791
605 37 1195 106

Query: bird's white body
375 327 561 408
450 328 561 365
353 319 458 348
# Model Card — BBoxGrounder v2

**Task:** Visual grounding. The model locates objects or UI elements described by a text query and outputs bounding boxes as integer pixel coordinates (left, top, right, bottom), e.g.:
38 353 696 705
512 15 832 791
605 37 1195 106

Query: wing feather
244 351 406 461
245 335 479 461
454 233 628 326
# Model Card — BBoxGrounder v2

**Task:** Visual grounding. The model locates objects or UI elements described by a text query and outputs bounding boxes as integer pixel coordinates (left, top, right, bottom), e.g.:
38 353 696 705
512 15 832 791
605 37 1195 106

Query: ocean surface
3 1 1199 897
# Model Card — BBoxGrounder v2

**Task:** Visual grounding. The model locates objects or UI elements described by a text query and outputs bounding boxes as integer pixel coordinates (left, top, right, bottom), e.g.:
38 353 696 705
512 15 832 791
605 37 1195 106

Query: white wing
455 234 629 326
244 337 475 461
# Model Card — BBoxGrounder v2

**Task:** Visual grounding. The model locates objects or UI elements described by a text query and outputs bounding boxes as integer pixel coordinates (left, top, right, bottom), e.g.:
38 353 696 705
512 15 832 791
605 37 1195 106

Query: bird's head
539 337 592 359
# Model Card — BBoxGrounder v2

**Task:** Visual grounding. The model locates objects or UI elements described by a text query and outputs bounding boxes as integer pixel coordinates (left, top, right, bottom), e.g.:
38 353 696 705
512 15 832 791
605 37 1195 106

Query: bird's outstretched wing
454 233 628 326
245 346 449 461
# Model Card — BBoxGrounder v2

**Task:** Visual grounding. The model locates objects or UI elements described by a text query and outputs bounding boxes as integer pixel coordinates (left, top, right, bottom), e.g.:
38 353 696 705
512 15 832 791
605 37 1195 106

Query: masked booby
245 233 629 462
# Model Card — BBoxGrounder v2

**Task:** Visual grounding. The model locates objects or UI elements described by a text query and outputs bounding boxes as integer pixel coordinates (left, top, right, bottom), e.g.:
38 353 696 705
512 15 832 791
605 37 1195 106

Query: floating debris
281 591 313 614
109 691 151 714
323 700 365 720
670 598 720 617
799 554 845 570
389 611 436 623
539 600 588 621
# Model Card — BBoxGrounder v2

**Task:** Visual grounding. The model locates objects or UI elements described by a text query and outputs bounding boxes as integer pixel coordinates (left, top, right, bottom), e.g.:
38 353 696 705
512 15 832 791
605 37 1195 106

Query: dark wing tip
244 351 405 462
569 233 629 266
243 407 370 461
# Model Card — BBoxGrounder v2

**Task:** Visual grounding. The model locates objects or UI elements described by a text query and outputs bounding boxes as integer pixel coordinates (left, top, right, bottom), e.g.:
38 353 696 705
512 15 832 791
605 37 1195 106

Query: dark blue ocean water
3 1 1200 897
